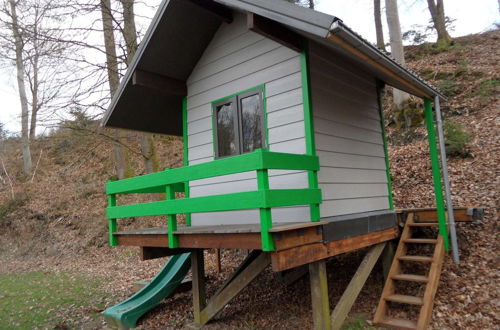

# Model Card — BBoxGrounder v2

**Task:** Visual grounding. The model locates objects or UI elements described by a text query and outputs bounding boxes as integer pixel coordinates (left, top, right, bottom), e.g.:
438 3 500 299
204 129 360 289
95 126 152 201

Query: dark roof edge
329 20 446 100
101 0 173 127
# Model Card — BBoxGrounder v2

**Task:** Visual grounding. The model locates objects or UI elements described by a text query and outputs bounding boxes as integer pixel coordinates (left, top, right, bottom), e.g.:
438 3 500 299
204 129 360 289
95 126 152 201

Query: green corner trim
300 42 321 222
376 83 394 210
182 97 191 226
424 98 450 251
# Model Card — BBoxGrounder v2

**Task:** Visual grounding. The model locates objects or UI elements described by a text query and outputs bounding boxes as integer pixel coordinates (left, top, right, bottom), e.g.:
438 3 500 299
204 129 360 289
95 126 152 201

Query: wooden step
398 255 433 263
403 238 437 244
385 294 423 305
408 222 440 227
376 317 417 330
391 274 428 283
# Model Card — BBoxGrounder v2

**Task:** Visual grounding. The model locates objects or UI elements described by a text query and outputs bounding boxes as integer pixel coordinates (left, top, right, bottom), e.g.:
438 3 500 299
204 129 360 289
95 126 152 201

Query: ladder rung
376 318 417 330
398 255 433 263
408 222 440 227
391 274 428 283
385 294 423 305
403 238 437 244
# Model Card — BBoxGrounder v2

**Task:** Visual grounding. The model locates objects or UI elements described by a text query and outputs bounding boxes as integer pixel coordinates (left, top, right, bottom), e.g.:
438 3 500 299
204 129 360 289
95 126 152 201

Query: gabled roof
102 0 444 135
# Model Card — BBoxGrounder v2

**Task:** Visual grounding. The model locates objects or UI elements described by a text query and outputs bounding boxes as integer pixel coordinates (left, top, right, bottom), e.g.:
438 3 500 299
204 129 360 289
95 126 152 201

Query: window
213 88 265 158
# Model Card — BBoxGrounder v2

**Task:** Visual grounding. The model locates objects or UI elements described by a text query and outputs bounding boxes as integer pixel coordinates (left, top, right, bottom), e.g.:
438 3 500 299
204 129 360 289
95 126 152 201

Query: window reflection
216 102 237 157
240 94 263 153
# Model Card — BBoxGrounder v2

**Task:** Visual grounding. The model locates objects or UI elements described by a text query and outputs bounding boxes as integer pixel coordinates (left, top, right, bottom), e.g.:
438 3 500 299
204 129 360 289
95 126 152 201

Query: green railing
106 149 322 251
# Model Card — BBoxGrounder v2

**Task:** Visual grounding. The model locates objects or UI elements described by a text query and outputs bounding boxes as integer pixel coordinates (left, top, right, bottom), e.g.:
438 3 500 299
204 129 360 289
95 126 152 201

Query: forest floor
0 31 498 329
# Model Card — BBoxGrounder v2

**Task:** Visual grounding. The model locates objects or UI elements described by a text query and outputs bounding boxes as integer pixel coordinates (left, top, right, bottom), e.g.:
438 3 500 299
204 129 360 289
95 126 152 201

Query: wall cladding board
310 41 390 217
186 13 308 226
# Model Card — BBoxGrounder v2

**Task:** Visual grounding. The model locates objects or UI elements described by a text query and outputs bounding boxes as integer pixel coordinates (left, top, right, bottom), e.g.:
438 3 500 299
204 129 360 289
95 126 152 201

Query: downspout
434 96 460 263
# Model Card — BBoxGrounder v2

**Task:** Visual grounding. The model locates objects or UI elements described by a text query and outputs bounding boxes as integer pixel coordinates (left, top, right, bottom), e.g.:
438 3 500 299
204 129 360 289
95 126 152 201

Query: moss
444 121 474 157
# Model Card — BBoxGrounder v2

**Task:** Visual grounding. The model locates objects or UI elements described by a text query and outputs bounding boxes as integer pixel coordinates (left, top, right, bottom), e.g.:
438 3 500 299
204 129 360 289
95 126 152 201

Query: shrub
444 121 474 157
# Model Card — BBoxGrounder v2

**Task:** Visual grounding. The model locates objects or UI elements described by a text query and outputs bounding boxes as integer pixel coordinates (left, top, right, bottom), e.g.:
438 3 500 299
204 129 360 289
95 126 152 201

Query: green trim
107 188 322 219
257 167 275 251
182 97 191 226
211 84 266 106
424 98 449 251
108 194 118 247
107 150 319 195
166 183 179 248
300 42 321 222
376 83 394 210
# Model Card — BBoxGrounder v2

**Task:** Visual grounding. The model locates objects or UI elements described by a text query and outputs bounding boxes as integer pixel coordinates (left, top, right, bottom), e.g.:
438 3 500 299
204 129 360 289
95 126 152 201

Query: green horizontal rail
107 189 322 219
106 150 319 195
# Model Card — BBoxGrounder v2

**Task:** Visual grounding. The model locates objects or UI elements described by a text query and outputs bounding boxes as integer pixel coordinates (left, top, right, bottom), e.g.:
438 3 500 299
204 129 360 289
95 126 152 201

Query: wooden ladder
373 213 445 329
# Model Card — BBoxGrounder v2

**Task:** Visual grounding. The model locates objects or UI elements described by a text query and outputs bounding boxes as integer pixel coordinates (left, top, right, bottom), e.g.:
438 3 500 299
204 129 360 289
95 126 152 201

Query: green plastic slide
103 253 191 329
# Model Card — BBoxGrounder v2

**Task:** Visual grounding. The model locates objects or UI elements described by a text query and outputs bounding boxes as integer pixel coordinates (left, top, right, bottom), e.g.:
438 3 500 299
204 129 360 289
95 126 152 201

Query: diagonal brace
331 243 387 330
196 251 270 326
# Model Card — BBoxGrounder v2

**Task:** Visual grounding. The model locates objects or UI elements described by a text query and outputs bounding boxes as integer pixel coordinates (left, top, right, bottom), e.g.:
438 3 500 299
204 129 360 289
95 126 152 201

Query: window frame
213 87 266 159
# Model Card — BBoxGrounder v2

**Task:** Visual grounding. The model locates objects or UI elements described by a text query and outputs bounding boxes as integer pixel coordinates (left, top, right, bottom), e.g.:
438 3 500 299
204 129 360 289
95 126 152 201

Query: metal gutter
329 20 446 100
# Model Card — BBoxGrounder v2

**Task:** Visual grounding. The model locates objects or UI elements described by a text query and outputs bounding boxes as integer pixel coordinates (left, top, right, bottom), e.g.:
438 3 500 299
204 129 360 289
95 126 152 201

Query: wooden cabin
101 1 465 329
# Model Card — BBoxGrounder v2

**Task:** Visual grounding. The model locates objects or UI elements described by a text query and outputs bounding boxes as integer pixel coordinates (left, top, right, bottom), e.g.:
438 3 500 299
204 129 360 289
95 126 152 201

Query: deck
114 220 399 272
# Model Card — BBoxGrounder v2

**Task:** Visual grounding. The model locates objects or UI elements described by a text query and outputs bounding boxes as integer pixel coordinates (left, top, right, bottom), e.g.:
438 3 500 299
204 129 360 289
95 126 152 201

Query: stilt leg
381 241 395 282
191 249 206 326
309 260 331 330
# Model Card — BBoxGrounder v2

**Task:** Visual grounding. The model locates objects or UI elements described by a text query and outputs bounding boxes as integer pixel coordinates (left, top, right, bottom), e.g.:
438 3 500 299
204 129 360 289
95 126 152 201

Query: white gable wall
186 13 309 226
309 42 391 218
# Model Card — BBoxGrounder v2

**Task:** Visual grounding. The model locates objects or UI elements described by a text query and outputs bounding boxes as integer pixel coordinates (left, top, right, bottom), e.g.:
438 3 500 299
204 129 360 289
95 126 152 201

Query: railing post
107 193 118 247
166 183 179 248
424 98 450 251
256 168 275 251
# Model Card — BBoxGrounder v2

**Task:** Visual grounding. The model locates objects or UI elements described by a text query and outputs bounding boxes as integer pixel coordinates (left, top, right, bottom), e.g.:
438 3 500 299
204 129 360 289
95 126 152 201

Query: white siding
186 13 308 226
310 42 390 217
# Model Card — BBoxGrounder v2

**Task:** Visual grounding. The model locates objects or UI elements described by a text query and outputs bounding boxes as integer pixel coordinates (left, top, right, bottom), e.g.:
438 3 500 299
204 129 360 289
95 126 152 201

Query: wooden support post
309 260 331 330
381 241 395 282
330 243 386 330
198 252 270 326
191 249 206 326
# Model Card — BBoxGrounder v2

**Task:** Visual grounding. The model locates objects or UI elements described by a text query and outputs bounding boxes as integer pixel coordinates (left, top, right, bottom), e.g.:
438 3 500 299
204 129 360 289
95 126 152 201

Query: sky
0 0 499 134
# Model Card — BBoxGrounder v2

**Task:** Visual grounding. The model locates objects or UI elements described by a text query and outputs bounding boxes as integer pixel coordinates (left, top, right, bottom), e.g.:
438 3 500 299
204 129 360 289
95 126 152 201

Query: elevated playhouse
100 1 481 329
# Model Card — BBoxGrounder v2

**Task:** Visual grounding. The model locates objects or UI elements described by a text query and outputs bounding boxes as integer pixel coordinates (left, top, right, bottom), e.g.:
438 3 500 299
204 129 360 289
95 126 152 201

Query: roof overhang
102 0 444 136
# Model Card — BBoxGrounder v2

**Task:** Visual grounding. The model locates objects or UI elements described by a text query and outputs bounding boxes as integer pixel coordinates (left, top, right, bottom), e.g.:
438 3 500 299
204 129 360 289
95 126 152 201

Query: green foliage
472 79 500 99
437 79 461 97
444 121 474 157
0 272 107 329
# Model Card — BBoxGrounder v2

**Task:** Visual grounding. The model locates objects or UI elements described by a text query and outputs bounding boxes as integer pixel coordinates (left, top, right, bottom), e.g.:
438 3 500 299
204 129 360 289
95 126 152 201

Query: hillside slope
0 31 498 329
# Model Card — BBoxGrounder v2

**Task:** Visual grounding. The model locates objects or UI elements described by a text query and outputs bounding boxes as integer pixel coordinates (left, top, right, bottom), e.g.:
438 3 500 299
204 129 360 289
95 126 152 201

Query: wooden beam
381 241 396 282
247 13 304 52
181 0 233 23
198 252 270 325
132 69 187 96
309 260 331 330
191 249 206 326
330 243 386 330
140 247 191 260
271 228 399 272
327 34 431 98
396 207 483 222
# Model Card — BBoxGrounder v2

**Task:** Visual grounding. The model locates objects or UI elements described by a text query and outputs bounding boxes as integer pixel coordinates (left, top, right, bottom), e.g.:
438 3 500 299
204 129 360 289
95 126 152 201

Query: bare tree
119 0 158 174
385 0 409 110
374 0 386 51
426 0 452 45
100 0 131 179
6 0 32 174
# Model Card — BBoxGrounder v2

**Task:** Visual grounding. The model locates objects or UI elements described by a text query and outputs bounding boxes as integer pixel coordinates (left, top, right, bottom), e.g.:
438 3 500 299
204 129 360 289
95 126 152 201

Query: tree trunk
374 0 386 51
29 6 40 140
9 0 32 175
308 0 314 9
100 0 129 179
427 0 452 45
120 0 158 174
385 0 409 108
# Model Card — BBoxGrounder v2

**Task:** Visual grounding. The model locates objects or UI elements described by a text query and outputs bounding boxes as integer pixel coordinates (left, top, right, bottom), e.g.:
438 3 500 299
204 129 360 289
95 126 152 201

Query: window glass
216 101 237 157
240 94 263 153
